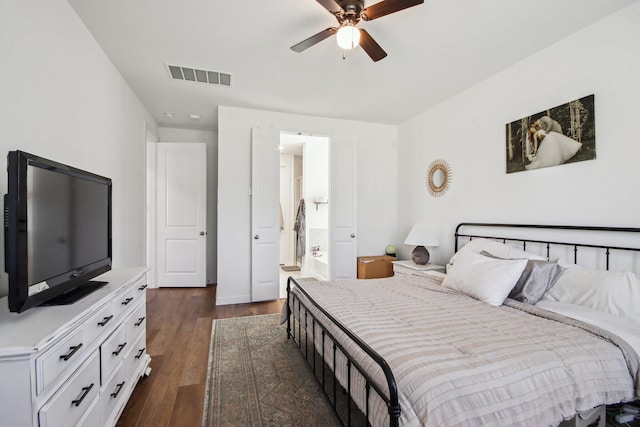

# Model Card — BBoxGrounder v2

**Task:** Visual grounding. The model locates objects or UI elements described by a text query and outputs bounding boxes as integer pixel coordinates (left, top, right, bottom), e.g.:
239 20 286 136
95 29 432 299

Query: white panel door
156 143 207 287
251 128 280 301
330 136 357 279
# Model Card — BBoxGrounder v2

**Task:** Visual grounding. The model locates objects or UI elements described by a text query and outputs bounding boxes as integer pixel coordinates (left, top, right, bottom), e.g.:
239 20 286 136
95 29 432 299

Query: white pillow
449 239 545 270
541 260 640 325
480 251 565 305
442 250 527 306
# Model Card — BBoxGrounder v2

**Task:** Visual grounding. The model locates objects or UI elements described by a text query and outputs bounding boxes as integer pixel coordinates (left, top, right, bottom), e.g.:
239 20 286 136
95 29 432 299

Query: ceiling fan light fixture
336 24 360 50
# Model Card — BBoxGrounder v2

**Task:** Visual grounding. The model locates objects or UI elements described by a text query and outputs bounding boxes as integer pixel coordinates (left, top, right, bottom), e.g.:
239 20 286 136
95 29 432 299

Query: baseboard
215 294 252 306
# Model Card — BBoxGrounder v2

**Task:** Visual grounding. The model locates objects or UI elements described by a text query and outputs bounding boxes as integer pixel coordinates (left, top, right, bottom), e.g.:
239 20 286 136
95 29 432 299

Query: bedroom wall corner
396 2 640 265
0 0 158 297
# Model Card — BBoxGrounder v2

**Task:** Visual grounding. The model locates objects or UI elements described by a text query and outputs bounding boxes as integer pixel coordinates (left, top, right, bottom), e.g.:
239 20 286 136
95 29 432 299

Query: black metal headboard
455 223 640 271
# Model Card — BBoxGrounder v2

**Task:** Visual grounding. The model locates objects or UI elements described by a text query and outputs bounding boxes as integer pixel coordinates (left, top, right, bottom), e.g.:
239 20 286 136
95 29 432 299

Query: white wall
158 127 218 284
303 137 329 275
0 0 157 297
397 3 640 266
218 106 398 304
303 137 330 231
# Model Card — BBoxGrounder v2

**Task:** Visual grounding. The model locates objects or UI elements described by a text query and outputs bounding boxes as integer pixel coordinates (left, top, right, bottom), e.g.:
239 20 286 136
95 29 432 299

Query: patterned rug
202 314 340 427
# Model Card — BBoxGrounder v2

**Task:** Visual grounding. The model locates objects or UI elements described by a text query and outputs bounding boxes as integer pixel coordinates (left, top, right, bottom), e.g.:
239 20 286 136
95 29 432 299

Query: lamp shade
404 222 439 247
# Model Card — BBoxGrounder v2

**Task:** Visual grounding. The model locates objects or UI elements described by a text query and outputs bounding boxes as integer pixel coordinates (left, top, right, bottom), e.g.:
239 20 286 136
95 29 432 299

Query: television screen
5 151 112 312
28 165 110 286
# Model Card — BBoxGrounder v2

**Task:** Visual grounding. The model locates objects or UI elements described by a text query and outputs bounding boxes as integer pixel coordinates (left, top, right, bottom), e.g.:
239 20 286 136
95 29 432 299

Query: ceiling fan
291 0 424 62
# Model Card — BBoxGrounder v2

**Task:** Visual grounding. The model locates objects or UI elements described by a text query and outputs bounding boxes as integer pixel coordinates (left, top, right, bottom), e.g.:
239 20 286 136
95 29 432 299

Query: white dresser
0 267 150 427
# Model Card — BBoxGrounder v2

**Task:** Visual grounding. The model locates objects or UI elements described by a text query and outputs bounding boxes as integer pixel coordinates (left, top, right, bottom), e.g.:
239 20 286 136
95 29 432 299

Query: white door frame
146 132 158 288
251 129 358 300
279 154 296 266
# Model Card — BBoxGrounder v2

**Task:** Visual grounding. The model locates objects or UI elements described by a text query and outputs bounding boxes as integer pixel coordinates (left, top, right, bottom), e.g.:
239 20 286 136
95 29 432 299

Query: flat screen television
4 151 112 313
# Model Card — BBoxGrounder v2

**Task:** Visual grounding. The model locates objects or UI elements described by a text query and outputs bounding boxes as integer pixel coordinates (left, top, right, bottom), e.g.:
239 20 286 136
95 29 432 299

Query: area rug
202 314 340 427
280 265 301 272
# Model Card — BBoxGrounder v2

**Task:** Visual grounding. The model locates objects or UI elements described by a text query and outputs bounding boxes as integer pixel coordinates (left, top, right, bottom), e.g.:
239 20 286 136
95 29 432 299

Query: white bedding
536 299 640 367
287 275 640 427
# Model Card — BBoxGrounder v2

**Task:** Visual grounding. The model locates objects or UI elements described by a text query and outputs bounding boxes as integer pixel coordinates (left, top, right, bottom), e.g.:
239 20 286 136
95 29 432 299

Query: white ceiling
68 0 637 131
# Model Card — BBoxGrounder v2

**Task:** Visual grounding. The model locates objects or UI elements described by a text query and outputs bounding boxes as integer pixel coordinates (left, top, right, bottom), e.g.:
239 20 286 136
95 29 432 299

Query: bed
284 223 640 426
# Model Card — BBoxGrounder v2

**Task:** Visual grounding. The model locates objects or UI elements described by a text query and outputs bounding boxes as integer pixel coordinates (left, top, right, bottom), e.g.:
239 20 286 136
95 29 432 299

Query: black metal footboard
286 276 400 427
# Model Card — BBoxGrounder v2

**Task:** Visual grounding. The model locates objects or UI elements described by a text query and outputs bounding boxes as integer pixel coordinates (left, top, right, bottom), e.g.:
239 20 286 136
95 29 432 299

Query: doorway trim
279 154 296 267
146 131 158 288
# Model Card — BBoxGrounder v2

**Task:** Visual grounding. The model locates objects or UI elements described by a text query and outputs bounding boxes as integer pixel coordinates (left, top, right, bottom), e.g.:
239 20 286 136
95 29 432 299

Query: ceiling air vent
166 64 232 87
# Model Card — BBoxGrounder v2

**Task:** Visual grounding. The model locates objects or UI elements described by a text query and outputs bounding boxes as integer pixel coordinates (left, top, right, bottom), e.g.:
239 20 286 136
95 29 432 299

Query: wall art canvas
506 94 595 173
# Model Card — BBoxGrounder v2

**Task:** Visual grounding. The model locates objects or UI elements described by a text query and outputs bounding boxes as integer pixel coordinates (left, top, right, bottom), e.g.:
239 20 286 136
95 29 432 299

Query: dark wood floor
116 285 284 427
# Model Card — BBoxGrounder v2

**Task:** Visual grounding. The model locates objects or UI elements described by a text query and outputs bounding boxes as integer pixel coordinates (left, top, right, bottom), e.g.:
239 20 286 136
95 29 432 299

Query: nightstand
392 260 445 278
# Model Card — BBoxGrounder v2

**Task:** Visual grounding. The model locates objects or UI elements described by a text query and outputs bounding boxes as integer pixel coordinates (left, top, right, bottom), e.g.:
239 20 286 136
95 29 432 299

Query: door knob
350 233 356 238
254 234 260 240
200 231 206 236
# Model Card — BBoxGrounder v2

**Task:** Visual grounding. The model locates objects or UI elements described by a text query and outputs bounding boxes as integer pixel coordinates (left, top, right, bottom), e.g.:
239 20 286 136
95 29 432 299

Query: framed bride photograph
505 94 596 173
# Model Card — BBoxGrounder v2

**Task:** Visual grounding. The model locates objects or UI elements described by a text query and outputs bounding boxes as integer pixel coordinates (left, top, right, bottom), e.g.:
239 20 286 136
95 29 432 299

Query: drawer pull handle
112 342 127 356
135 316 146 327
110 381 126 399
121 297 134 305
138 284 148 290
97 315 114 327
71 383 94 407
60 343 83 361
135 347 146 359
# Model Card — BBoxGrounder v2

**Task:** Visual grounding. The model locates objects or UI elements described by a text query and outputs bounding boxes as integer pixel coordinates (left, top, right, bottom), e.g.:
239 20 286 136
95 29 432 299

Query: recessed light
189 114 201 120
164 112 174 118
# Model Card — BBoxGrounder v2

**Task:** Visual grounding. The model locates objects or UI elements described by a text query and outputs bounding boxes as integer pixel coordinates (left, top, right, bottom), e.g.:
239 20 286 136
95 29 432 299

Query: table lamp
404 222 439 265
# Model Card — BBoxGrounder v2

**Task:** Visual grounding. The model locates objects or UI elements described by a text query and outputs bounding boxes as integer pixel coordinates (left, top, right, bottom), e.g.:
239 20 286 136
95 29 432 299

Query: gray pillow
479 250 566 304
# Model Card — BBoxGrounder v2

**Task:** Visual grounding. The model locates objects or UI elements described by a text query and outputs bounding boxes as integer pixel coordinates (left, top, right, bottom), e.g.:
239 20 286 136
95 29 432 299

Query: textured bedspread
287 275 640 427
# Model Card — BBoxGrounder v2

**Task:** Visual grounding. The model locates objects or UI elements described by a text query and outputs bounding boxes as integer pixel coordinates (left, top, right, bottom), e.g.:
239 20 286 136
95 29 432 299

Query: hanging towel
293 199 306 261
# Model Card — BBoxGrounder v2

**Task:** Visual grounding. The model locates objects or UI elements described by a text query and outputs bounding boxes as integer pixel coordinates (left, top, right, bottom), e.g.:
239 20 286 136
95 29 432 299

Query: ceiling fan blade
362 0 424 21
316 0 344 14
291 28 338 52
359 29 387 62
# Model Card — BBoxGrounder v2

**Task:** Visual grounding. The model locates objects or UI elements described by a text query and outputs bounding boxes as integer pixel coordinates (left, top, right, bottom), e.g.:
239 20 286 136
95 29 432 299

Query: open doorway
279 132 330 297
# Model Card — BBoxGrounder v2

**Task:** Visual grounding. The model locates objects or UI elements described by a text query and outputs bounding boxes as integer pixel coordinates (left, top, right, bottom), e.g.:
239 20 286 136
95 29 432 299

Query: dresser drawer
102 362 128 427
36 324 87 395
124 331 147 381
86 301 118 346
38 350 99 427
125 301 146 342
114 286 137 316
100 325 127 384
132 277 148 297
77 395 102 427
